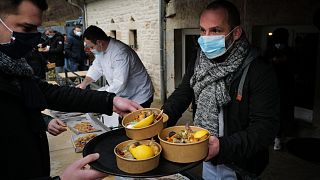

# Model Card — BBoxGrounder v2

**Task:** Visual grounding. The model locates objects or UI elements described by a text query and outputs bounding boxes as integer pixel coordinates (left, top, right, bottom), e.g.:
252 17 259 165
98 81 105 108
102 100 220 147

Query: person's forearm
80 76 95 89
39 80 115 115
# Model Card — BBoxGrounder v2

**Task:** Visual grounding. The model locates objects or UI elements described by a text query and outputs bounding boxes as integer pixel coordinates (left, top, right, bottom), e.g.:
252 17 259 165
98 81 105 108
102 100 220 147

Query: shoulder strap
236 47 260 101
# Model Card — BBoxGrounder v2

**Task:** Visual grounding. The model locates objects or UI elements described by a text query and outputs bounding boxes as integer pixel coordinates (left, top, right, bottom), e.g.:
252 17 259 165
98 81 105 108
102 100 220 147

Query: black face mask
0 18 41 59
0 31 41 59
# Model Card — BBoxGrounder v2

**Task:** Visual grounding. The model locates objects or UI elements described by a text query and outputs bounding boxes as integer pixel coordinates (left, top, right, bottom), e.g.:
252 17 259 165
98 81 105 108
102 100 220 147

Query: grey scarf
190 35 250 136
0 51 47 110
0 51 33 77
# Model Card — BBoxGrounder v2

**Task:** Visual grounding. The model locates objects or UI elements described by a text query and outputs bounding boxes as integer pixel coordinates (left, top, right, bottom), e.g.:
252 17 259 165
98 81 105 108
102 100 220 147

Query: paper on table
101 113 119 128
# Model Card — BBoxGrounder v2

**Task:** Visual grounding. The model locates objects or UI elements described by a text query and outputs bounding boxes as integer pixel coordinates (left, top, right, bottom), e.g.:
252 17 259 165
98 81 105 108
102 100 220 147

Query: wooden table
47 81 58 85
58 71 87 78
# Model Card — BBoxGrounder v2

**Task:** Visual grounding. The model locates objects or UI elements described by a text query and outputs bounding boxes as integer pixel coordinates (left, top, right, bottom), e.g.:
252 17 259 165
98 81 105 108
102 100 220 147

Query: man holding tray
162 1 279 179
0 0 142 179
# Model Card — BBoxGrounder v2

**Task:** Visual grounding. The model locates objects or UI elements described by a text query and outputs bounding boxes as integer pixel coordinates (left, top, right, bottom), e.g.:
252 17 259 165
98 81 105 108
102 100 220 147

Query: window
129 29 138 49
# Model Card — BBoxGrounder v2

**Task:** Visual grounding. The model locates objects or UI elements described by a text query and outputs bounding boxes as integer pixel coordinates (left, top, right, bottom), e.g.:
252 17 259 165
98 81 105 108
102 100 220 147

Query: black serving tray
83 128 202 178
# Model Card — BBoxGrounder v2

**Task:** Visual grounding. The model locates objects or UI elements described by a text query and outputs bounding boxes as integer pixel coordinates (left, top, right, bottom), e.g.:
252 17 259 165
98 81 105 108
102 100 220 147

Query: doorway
252 25 319 123
182 29 200 76
174 29 200 88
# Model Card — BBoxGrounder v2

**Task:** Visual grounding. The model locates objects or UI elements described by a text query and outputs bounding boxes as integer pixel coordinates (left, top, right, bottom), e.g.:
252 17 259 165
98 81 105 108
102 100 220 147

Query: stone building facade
84 0 217 98
84 0 320 125
85 0 319 95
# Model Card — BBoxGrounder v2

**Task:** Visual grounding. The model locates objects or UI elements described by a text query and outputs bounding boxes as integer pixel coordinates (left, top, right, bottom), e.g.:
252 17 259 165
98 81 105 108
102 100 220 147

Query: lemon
129 144 155 160
194 130 208 139
133 114 154 128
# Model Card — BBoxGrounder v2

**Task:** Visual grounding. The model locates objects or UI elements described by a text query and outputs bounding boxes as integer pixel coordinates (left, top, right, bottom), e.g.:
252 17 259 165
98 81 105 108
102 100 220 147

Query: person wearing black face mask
0 1 143 179
0 18 41 60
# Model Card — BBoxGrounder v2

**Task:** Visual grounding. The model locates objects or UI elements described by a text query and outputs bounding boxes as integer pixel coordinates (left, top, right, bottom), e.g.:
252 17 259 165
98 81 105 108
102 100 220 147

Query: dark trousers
140 96 154 108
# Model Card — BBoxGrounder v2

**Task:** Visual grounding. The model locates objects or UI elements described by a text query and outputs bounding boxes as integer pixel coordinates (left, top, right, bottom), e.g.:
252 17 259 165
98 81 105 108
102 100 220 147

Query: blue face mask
198 28 236 59
74 31 82 37
91 49 103 56
47 35 53 39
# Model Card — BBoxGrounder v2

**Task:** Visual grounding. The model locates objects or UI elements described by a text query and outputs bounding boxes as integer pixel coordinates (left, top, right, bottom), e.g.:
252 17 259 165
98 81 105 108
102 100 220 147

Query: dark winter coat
162 47 280 176
1 73 115 179
26 49 48 79
64 32 86 65
42 33 65 67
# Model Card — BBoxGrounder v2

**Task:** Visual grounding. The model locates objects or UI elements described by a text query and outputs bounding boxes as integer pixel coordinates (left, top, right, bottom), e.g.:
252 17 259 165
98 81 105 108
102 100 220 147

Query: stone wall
85 0 320 100
165 0 212 94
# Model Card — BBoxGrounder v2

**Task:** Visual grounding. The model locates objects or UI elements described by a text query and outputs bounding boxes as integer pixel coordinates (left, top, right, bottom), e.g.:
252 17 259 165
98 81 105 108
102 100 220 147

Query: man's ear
233 26 242 40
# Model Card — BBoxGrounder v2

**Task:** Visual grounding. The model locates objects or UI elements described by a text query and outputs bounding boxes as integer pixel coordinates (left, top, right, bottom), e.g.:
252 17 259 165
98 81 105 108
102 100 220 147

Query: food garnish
126 110 162 128
166 125 209 143
116 140 160 160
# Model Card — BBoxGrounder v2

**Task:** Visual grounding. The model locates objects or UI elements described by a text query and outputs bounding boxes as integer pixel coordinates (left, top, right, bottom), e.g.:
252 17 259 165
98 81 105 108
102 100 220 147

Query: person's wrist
81 83 88 89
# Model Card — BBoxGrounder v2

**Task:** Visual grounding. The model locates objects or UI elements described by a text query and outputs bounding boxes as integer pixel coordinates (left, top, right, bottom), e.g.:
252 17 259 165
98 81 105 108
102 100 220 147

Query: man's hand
113 97 142 116
205 136 220 161
47 119 67 136
60 153 108 180
76 83 86 89
76 76 94 89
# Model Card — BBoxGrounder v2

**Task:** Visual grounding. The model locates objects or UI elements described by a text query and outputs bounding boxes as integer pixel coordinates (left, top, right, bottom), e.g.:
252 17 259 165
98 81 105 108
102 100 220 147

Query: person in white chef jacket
77 25 154 125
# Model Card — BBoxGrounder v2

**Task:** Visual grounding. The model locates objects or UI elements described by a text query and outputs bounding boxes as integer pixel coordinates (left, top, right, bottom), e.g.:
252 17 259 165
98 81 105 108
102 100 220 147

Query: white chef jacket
86 38 154 104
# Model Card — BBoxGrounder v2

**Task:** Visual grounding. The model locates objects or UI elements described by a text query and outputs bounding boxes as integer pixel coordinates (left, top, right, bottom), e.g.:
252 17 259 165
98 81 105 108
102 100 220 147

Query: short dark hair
45 27 54 33
73 25 82 30
202 0 240 29
0 0 48 16
83 25 109 44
